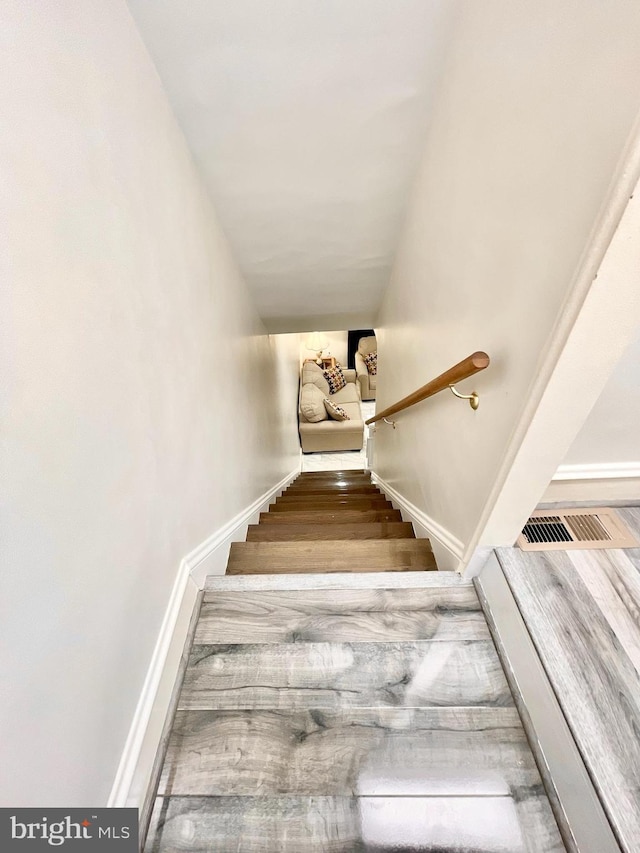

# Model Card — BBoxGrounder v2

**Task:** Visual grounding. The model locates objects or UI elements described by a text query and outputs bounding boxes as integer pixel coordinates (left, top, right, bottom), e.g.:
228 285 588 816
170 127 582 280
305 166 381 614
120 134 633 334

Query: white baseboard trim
543 476 640 504
107 560 198 809
371 473 464 572
107 464 300 810
553 462 640 480
188 465 300 586
543 463 640 504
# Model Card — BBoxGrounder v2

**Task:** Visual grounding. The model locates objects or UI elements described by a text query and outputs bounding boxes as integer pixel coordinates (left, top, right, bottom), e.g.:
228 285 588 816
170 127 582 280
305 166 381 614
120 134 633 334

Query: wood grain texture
226 539 436 574
205 572 467 591
194 587 487 643
276 493 388 504
270 497 393 511
246 521 414 541
203 586 481 610
259 508 403 524
497 547 640 853
566 549 640 677
284 485 380 495
618 506 640 539
158 707 538 796
294 470 369 479
194 608 488 643
147 794 564 853
179 640 514 710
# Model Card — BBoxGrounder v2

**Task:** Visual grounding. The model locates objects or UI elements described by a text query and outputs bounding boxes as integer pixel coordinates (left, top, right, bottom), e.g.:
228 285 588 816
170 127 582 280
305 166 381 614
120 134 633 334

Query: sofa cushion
324 398 350 421
363 351 377 375
369 374 377 390
323 364 347 394
302 361 330 396
300 384 329 422
331 383 361 405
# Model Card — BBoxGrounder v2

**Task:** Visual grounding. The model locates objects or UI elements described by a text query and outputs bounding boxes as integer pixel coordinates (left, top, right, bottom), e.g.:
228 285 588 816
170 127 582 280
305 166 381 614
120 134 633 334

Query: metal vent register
517 508 638 551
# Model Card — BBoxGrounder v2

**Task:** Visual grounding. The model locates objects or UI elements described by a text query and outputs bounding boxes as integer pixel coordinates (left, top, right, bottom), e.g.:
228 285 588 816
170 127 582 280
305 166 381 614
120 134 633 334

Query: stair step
259 509 403 524
276 493 388 504
226 539 437 574
196 587 485 643
246 522 415 541
284 484 380 496
292 477 372 486
270 498 393 512
295 470 369 479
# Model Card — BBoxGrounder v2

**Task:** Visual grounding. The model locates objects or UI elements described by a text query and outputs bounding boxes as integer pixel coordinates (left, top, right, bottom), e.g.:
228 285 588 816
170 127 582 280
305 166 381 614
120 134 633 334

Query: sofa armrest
354 353 367 377
342 368 356 384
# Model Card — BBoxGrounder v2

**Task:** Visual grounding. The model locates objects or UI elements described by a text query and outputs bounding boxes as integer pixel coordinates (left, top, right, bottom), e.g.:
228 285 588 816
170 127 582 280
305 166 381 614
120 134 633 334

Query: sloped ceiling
127 0 453 332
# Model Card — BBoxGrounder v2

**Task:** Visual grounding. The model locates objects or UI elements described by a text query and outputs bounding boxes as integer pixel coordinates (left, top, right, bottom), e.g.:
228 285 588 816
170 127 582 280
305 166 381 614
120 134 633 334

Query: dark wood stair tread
270 498 393 512
277 493 386 503
284 485 380 496
226 539 437 574
294 470 369 479
259 509 403 524
246 522 415 541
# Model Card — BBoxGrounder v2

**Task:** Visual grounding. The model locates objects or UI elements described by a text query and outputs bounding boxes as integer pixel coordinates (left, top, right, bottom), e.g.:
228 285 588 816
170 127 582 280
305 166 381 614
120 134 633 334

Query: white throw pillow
300 384 328 422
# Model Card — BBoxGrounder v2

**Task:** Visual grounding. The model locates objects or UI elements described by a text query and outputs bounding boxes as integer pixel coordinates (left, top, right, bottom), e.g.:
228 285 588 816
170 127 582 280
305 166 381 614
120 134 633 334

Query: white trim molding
107 560 199 810
543 462 640 503
107 464 300 811
372 473 464 572
553 462 640 480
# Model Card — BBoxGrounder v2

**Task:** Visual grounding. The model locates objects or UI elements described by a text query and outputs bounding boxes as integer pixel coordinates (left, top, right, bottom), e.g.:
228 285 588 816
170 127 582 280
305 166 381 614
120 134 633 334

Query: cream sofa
298 361 364 452
355 335 377 400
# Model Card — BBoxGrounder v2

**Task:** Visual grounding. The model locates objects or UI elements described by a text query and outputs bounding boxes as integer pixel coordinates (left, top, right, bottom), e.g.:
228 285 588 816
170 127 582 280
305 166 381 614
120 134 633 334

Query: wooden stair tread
270 499 393 512
284 485 380 495
294 470 369 478
259 509 403 524
226 539 437 574
246 522 415 541
277 493 387 504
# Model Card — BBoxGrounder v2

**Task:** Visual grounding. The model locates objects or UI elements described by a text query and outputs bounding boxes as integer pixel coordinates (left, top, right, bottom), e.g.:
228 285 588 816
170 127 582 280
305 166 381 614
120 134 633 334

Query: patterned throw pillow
324 398 350 421
363 351 378 375
323 363 347 394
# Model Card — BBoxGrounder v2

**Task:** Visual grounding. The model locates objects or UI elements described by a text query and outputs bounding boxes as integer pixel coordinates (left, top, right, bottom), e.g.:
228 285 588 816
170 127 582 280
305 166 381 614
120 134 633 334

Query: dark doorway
347 329 375 369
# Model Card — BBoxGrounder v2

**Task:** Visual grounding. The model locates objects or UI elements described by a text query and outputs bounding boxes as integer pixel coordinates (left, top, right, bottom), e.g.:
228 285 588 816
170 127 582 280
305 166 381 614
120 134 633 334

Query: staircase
228 470 437 574
144 472 566 852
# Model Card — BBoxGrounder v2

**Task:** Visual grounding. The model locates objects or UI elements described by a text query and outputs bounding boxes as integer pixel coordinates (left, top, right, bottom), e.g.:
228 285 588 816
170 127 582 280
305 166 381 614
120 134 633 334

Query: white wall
542 326 640 502
562 327 640 466
0 1 299 807
373 0 640 562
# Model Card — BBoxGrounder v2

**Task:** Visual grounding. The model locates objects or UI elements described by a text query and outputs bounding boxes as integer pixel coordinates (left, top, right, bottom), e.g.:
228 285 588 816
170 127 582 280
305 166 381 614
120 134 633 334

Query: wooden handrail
365 351 490 425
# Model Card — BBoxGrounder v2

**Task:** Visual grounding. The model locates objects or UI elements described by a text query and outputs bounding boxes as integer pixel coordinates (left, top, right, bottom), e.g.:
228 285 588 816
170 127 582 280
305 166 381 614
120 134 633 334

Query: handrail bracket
449 384 480 410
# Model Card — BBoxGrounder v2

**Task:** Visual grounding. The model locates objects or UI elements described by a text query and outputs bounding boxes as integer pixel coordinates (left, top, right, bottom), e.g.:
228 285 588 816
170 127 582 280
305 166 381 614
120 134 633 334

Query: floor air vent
517 508 638 551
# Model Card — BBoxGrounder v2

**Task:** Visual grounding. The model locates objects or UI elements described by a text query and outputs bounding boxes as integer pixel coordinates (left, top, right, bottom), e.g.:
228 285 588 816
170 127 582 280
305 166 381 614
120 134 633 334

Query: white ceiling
127 0 453 332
